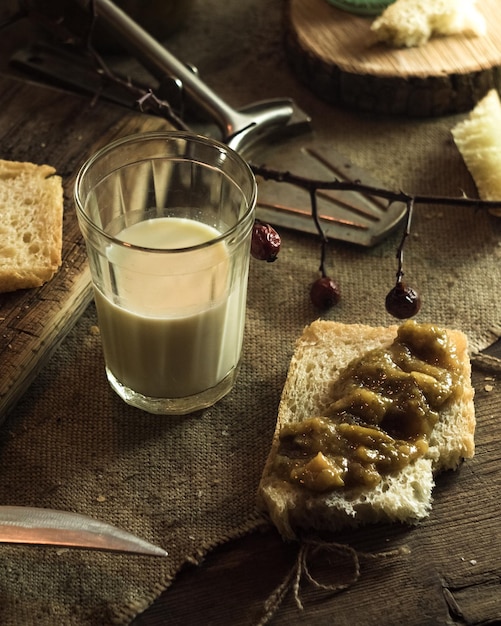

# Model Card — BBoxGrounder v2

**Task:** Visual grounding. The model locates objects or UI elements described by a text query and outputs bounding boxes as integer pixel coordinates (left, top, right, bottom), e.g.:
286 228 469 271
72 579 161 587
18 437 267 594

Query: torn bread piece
452 89 501 216
371 0 486 48
257 320 475 539
0 159 64 293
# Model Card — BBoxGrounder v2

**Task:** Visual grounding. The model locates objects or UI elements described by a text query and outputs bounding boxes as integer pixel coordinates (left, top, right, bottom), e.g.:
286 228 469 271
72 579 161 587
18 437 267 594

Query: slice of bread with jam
257 320 475 539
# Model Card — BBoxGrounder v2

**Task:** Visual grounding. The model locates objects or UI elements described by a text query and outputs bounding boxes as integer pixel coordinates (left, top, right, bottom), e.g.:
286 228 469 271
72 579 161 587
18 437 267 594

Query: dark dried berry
385 282 421 319
310 276 341 309
251 221 281 262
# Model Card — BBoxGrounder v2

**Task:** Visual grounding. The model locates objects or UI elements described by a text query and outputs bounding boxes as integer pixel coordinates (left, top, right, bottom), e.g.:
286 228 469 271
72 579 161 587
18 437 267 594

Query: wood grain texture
132 363 501 626
0 75 173 420
286 0 501 116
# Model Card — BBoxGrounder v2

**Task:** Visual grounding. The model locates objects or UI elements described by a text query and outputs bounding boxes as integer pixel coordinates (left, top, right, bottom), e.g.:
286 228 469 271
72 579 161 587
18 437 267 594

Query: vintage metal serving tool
13 0 406 245
0 505 167 555
73 0 311 154
78 0 406 244
250 138 406 247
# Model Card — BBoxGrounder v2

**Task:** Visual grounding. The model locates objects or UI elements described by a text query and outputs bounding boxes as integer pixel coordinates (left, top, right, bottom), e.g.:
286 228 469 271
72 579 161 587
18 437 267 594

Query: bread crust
257 320 475 539
0 159 64 293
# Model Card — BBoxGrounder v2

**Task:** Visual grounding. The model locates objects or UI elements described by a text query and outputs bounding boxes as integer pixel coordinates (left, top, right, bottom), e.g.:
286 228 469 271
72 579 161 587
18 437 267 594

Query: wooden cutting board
286 0 501 116
0 74 174 420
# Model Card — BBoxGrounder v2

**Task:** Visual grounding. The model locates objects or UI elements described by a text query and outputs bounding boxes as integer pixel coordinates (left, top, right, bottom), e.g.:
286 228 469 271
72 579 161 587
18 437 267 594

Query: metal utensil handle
80 0 294 145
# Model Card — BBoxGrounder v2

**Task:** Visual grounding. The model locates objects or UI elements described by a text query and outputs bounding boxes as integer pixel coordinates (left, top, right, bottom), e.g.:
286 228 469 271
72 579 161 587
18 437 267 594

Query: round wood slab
285 0 501 116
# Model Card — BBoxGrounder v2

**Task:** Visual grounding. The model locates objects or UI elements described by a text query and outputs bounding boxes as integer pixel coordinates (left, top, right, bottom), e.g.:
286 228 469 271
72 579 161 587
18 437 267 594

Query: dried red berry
310 276 341 309
385 282 421 319
251 221 281 262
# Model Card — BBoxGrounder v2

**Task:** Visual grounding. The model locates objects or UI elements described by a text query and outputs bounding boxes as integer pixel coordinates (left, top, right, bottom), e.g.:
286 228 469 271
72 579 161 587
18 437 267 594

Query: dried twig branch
395 198 414 284
250 162 498 315
81 0 190 129
15 4 501 216
250 163 501 212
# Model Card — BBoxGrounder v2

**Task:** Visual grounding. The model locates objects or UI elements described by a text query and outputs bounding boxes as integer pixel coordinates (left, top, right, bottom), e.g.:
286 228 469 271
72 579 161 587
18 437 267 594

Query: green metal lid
325 0 395 16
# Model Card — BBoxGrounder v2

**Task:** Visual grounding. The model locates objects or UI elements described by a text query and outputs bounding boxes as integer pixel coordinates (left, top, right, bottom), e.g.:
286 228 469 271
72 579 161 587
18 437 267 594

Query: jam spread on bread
275 321 463 492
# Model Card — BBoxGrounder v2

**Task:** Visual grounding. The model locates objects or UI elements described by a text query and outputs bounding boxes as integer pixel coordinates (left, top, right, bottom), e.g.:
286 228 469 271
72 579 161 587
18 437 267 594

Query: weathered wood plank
0 74 173 420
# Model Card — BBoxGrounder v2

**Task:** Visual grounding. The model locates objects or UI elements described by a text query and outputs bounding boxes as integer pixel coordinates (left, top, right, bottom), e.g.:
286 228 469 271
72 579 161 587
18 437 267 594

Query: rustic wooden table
1 3 501 626
132 352 501 626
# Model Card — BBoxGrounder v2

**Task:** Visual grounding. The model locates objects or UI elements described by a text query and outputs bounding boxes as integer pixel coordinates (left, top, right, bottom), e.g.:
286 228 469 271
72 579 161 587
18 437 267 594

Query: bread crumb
469 559 477 565
484 384 494 392
96 495 106 502
89 325 100 336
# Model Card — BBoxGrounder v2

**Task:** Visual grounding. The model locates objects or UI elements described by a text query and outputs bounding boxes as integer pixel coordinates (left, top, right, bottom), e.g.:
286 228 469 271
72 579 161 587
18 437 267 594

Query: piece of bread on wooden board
257 320 475 540
371 0 486 48
452 89 501 215
0 159 64 293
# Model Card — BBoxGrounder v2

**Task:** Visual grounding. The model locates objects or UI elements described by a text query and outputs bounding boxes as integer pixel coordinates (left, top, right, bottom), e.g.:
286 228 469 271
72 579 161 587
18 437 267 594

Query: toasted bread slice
257 320 475 539
0 159 64 293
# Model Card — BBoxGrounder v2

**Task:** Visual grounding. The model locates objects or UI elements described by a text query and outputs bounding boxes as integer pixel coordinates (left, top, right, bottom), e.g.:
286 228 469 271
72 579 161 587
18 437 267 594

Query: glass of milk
75 131 257 414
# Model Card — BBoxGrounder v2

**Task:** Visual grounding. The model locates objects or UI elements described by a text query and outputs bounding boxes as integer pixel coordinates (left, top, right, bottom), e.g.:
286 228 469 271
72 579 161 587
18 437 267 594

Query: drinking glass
75 131 257 414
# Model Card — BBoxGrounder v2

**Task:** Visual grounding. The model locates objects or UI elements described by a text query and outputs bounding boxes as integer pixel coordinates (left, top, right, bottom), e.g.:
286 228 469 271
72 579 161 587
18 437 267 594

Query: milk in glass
93 217 244 399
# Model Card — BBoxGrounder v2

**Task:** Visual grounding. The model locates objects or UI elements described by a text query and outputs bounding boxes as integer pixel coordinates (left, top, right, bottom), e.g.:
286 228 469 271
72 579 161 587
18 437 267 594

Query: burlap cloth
1 2 501 625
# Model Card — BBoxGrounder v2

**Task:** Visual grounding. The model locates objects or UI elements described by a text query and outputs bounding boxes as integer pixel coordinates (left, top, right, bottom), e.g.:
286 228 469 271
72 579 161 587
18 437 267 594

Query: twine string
256 539 409 625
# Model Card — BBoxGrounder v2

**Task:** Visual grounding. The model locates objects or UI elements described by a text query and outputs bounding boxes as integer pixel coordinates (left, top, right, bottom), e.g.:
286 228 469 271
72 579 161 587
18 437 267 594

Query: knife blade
0 506 167 556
